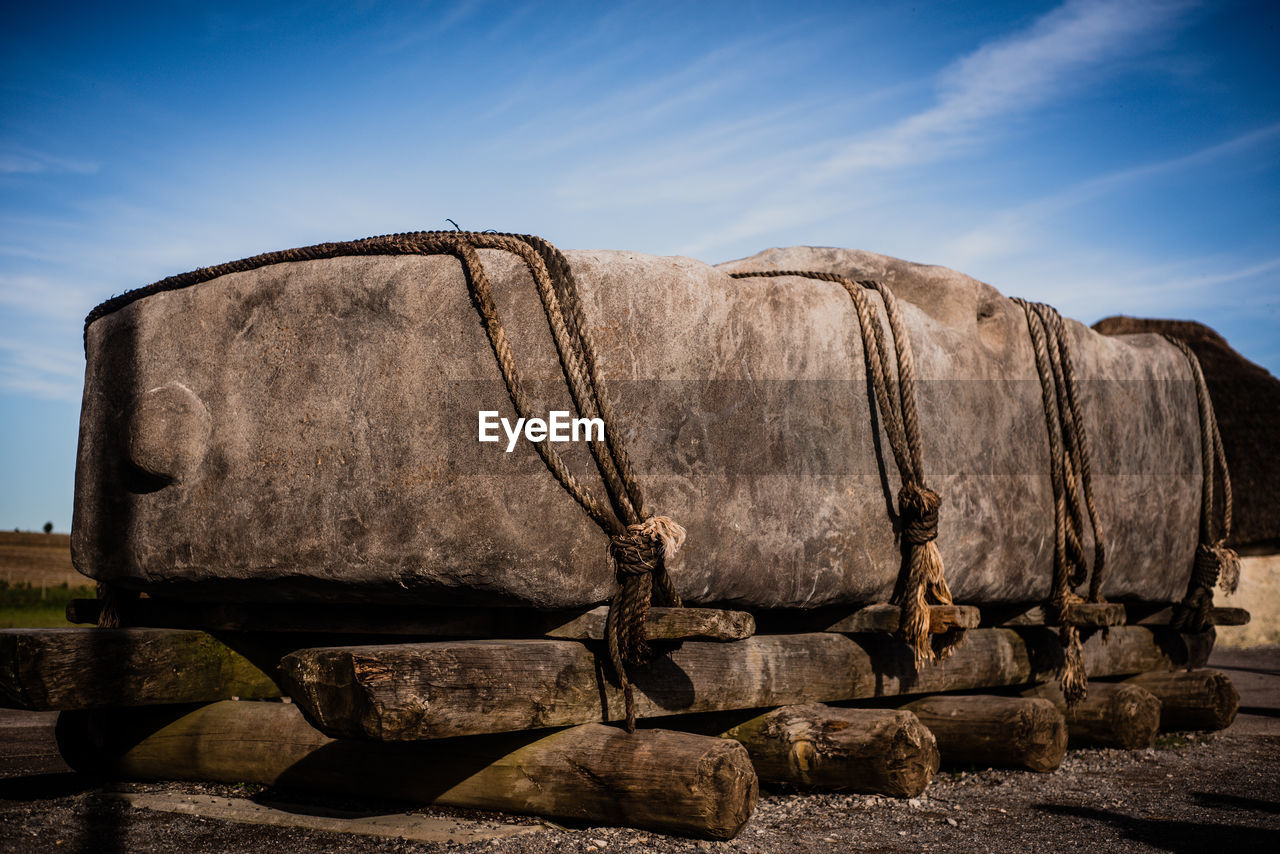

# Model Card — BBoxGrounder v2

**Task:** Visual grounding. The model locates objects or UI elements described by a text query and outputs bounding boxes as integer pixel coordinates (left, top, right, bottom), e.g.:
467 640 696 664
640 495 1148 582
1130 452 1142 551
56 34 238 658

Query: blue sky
2 0 1277 532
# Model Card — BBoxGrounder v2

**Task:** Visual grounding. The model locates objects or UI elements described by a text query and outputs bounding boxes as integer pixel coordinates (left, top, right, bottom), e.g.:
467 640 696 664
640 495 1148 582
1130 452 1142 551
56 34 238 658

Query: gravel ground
3 647 1278 854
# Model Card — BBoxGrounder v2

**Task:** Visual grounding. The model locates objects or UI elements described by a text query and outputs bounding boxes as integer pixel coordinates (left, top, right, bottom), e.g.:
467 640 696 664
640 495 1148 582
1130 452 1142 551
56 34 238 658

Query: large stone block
72 239 1200 608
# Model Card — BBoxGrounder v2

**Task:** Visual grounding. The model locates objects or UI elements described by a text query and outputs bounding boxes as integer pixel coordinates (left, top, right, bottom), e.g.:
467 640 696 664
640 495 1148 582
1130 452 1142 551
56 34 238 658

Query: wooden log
1022 682 1162 749
985 603 1127 628
903 695 1067 772
1124 605 1250 627
1124 669 1239 732
537 607 754 641
56 700 756 839
281 626 1213 741
65 599 496 638
0 628 280 711
66 599 754 642
818 604 981 634
712 705 938 797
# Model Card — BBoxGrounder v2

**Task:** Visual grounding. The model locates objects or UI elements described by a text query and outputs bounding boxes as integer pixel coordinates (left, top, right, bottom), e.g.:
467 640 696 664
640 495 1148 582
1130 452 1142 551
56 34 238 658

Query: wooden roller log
712 705 939 797
281 626 1214 741
1124 669 1239 732
902 695 1067 772
56 700 757 840
1022 682 1162 749
0 628 280 710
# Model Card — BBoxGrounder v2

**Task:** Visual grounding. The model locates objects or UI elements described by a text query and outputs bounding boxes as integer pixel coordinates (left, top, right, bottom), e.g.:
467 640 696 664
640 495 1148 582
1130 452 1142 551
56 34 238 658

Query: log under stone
281 626 1214 741
0 628 280 711
1124 669 1239 732
902 695 1067 772
1022 682 1162 749
672 704 938 797
56 700 757 840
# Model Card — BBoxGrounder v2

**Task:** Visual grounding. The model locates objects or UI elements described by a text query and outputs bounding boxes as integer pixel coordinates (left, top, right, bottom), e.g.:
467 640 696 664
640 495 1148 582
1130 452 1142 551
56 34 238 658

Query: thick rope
1012 299 1106 705
85 230 684 732
94 583 136 628
1164 335 1239 632
729 270 963 665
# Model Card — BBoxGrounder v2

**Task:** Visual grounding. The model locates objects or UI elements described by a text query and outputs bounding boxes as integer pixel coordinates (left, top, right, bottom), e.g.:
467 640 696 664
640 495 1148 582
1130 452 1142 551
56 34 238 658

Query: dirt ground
2 646 1277 854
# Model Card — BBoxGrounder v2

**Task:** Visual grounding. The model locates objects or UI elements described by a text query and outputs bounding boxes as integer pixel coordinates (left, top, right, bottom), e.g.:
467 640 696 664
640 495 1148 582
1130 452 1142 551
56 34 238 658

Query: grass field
0 530 91 627
0 530 82 588
0 580 96 628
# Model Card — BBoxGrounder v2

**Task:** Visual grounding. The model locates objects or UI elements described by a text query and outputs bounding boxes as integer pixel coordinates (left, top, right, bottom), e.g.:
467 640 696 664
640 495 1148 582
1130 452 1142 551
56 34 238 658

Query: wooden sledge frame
5 601 1247 839
62 598 1249 639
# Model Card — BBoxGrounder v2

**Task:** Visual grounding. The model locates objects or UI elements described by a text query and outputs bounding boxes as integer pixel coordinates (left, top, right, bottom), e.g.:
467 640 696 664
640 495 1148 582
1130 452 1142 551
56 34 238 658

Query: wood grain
0 628 280 710
56 700 757 839
903 695 1067 772
1023 682 1162 749
282 626 1214 741
1124 669 1239 732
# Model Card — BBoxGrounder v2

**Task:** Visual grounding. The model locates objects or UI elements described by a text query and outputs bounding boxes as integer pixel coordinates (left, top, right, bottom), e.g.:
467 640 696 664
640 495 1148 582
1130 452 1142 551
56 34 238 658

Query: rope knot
899 484 941 545
605 515 685 731
608 516 686 580
1192 541 1240 592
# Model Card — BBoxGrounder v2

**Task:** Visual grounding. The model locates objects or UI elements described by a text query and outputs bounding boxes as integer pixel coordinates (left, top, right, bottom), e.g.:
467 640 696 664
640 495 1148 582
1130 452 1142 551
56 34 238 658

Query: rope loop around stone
1163 335 1240 632
727 268 964 665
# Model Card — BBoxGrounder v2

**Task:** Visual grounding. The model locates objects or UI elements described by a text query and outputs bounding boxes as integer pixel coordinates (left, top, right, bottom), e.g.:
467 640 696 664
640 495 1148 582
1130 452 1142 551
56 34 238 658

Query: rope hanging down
84 231 684 732
729 270 965 665
1163 335 1239 632
1012 299 1106 705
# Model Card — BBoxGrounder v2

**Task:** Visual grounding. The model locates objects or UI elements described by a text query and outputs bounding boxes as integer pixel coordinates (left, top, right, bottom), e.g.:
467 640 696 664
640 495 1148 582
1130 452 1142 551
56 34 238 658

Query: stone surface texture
73 243 1199 608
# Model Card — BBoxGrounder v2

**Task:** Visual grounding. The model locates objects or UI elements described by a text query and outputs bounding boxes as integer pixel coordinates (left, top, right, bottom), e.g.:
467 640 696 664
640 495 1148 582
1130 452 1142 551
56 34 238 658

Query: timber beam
753 604 981 635
1124 669 1239 732
674 704 939 797
281 626 1214 742
1124 605 1250 627
983 603 1249 628
56 701 757 840
902 695 1067 772
0 628 281 711
65 599 754 642
1023 682 1162 750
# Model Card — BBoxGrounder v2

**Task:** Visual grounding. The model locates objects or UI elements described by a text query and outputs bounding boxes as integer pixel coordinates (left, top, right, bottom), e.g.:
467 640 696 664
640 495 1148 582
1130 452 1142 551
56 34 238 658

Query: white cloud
820 0 1192 175
942 122 1280 269
0 147 99 175
0 338 83 400
0 273 97 322
671 0 1195 259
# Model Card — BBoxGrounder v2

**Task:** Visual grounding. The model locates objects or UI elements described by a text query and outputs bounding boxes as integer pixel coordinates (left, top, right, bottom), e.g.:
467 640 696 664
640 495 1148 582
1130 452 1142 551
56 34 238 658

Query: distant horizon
3 0 1277 531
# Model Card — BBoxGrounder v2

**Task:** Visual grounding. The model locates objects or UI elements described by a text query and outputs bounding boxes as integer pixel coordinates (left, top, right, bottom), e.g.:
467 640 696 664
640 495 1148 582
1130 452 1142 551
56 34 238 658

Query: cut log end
1025 682 1162 750
904 695 1067 773
1125 669 1239 732
56 702 758 840
719 704 938 798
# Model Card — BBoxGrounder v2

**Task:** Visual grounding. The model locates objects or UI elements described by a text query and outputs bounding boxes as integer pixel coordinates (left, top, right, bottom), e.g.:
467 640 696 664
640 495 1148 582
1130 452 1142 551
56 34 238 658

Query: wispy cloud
0 338 83 400
0 147 99 175
820 0 1192 175
673 0 1196 257
0 273 97 322
942 121 1280 268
